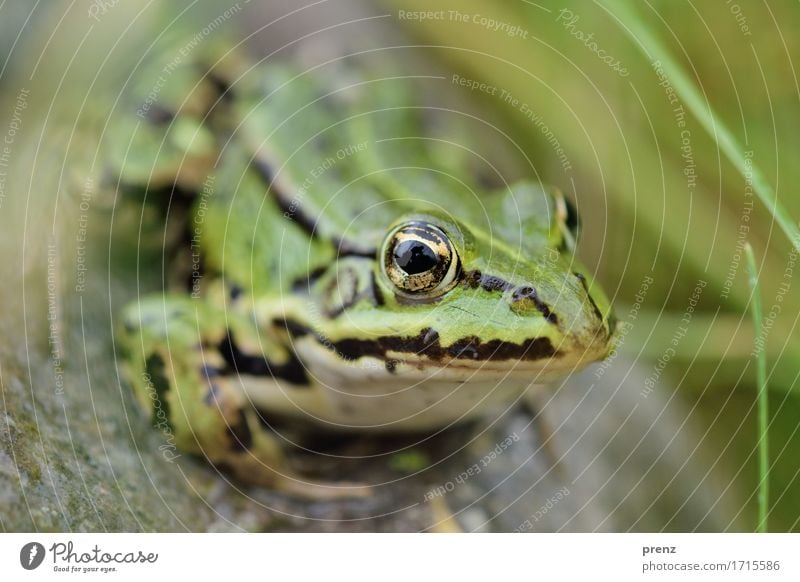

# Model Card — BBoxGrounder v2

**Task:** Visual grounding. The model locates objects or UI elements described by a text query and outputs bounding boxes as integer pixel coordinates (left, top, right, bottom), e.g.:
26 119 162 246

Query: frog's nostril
509 285 559 325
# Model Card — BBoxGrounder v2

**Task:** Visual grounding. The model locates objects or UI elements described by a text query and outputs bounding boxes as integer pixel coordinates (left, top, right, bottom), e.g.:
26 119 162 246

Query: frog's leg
522 390 565 478
119 294 370 499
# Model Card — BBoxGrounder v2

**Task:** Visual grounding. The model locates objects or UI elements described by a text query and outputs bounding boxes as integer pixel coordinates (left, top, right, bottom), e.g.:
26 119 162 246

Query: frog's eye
382 221 460 298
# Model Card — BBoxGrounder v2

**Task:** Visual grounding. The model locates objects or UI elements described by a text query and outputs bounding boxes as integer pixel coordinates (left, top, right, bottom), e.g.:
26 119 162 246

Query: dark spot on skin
229 285 243 301
144 354 173 431
219 331 309 386
226 409 253 452
512 287 533 299
463 270 483 289
481 276 513 293
200 365 219 380
385 359 399 373
145 104 174 126
206 70 235 103
574 272 604 324
464 270 558 326
464 270 514 293
113 183 201 295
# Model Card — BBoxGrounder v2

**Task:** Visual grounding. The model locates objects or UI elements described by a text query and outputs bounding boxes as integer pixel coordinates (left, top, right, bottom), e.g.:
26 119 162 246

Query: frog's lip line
386 353 604 374
283 320 611 374
300 343 604 378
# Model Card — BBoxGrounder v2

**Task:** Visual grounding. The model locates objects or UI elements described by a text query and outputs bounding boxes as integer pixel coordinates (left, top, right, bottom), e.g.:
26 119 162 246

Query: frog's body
115 44 616 489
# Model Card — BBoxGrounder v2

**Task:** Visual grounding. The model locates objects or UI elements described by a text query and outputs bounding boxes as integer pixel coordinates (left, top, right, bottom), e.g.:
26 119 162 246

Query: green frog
112 41 616 495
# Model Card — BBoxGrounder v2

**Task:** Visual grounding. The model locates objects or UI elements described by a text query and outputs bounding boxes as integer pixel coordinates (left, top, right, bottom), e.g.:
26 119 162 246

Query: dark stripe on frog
320 265 359 319
463 270 559 326
252 155 319 235
463 270 514 293
573 272 604 324
292 265 384 318
219 331 309 387
144 354 173 432
370 270 385 306
205 69 235 104
324 266 386 319
291 265 328 292
275 320 559 363
144 68 232 124
334 238 377 258
251 155 376 258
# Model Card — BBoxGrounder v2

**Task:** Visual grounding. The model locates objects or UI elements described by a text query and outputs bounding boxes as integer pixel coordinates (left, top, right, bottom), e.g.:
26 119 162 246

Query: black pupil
394 240 439 275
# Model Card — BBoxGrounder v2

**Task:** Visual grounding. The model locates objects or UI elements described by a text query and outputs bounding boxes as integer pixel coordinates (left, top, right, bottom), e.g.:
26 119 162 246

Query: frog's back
112 43 545 297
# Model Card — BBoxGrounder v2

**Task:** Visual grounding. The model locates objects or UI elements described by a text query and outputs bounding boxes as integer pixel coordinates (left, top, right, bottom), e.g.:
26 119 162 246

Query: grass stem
744 243 769 533
605 1 800 255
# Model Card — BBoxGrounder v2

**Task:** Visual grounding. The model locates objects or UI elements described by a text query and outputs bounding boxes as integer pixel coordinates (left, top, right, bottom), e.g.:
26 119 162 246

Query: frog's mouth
278 319 612 384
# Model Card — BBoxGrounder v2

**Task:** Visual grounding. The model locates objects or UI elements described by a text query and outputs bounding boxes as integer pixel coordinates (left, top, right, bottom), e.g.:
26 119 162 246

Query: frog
111 40 617 496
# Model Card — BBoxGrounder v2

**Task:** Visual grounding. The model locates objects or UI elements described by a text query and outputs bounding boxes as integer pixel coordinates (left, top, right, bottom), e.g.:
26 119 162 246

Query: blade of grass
744 242 769 532
603 1 800 255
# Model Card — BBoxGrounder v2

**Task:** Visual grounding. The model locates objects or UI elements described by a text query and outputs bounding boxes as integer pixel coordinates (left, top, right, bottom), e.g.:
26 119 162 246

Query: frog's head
297 182 616 390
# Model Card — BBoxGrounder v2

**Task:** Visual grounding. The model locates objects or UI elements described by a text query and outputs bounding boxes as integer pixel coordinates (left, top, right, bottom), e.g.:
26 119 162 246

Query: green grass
607 2 800 256
744 243 769 533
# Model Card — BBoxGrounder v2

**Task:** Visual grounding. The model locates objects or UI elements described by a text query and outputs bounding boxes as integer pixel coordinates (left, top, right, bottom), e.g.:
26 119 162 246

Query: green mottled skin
113 41 616 490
